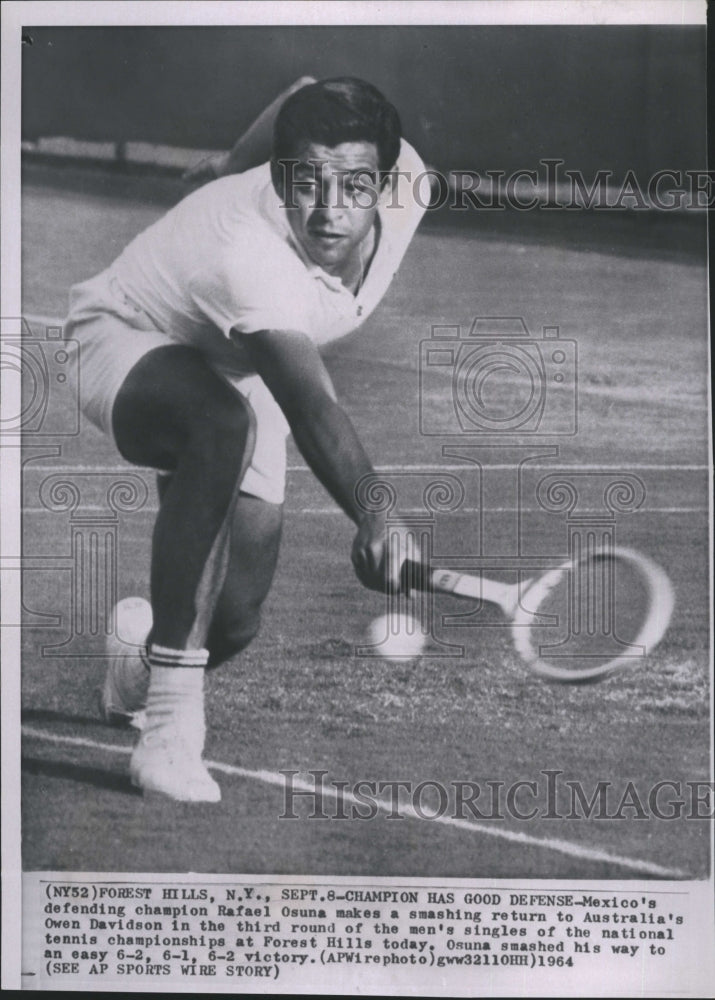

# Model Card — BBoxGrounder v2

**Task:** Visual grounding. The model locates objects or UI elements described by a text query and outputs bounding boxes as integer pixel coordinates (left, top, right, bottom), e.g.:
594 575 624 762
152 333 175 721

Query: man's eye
346 179 377 196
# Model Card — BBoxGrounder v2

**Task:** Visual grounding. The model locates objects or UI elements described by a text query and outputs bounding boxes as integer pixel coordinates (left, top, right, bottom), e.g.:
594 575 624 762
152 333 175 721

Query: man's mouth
308 229 346 242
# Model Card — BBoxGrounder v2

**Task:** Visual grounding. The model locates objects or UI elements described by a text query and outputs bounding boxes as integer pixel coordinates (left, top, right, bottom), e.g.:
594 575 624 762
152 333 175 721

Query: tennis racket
400 544 674 683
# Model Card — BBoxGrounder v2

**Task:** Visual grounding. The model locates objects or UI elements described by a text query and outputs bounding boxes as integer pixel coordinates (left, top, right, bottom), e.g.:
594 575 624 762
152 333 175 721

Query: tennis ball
114 596 153 647
368 611 425 662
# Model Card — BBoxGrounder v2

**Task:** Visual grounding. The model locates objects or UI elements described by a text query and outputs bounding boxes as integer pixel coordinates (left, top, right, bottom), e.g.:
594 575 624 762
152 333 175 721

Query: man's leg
111 344 256 800
206 493 283 668
155 461 283 667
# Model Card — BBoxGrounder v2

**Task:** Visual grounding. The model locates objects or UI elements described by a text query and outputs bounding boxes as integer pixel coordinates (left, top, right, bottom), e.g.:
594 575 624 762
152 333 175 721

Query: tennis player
63 77 428 801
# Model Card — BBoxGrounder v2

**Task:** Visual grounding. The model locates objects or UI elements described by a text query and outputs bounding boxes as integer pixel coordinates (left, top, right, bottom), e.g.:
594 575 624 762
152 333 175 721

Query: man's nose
314 176 344 214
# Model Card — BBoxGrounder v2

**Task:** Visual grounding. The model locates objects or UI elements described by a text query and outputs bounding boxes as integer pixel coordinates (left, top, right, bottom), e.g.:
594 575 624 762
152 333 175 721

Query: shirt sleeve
380 138 428 252
190 228 317 338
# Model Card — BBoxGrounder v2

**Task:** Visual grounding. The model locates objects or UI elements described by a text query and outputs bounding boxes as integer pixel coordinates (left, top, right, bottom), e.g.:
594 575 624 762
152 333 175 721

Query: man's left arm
183 76 316 186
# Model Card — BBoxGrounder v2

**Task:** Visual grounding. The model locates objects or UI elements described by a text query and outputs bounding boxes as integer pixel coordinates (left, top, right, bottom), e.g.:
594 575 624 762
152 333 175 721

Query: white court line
22 505 707 515
21 726 688 880
291 507 705 515
24 463 710 473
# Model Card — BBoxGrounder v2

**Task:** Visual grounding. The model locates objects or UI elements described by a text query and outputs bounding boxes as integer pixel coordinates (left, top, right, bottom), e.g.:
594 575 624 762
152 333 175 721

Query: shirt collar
259 173 389 296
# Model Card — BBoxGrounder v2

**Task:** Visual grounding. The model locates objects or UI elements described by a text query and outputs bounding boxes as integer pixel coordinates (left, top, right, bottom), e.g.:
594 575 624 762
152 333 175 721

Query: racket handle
399 560 522 611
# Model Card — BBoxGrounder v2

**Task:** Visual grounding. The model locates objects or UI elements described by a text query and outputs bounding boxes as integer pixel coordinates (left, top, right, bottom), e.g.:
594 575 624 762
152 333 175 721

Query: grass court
19 161 710 878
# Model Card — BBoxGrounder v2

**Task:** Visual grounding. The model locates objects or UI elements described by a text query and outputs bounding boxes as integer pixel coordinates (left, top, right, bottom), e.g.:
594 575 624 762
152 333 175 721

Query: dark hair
272 77 402 172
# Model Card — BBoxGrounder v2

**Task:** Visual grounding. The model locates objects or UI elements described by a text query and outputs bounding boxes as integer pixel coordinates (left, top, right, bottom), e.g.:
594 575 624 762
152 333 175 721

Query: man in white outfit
63 77 427 802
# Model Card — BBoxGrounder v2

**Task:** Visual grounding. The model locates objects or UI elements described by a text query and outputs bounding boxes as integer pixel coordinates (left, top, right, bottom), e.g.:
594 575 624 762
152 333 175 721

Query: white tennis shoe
129 727 221 802
100 597 152 729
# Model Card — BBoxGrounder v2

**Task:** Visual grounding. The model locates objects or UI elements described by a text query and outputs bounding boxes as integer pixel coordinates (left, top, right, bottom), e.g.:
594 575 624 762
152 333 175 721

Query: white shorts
63 271 289 505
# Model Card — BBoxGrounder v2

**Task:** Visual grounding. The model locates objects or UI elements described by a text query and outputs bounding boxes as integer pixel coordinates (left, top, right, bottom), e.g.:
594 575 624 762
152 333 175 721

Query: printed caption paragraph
22 876 713 993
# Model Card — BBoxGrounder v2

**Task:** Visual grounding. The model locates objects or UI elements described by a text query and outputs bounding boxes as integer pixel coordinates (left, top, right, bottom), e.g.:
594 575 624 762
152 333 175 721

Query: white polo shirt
105 138 428 376
65 139 427 503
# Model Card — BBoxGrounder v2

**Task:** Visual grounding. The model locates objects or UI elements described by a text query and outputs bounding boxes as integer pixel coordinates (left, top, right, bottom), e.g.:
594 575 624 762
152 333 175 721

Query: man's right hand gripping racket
400 544 674 683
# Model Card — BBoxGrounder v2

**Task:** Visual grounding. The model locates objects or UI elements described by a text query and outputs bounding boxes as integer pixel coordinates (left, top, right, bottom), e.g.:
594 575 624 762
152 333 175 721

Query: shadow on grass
21 756 139 796
22 707 106 728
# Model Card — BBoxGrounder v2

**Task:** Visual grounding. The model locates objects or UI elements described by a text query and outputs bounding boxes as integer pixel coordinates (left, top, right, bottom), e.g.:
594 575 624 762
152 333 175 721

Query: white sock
144 646 209 752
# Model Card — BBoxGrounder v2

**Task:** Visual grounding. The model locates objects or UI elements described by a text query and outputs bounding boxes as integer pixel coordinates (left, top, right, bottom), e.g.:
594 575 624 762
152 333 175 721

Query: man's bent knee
112 344 255 472
187 392 253 461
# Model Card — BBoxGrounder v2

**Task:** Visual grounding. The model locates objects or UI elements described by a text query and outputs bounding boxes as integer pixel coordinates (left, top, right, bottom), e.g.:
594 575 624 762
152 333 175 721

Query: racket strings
512 547 673 682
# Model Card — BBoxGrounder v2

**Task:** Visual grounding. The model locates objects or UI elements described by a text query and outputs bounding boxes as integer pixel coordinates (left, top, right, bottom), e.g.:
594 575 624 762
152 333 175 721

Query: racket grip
400 558 432 594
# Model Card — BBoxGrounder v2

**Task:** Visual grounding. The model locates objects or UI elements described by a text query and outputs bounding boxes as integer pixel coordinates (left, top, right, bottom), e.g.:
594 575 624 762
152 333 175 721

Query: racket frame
401 545 674 683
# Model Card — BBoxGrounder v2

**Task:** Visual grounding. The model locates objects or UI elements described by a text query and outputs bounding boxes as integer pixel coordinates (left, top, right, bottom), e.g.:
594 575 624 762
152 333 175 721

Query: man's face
275 140 384 275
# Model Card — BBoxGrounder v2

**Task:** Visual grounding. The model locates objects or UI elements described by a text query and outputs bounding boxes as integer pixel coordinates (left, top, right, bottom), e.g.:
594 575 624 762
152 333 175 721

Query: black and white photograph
1 1 712 994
